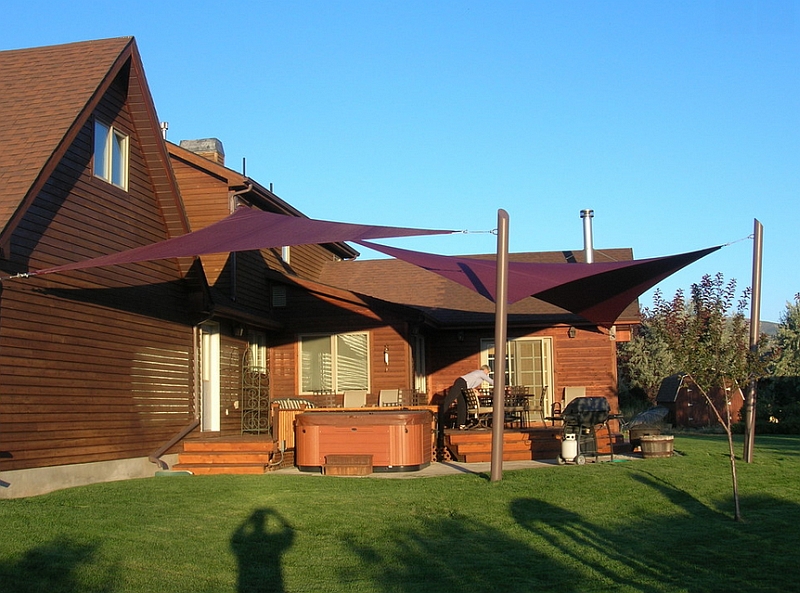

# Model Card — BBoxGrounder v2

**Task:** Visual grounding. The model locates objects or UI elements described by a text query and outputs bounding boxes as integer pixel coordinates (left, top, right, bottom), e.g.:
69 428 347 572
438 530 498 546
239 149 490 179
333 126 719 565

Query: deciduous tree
773 294 800 377
619 273 771 521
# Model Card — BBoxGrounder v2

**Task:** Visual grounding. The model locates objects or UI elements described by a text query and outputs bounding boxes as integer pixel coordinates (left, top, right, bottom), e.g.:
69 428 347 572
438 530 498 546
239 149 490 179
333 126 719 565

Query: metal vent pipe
580 209 594 264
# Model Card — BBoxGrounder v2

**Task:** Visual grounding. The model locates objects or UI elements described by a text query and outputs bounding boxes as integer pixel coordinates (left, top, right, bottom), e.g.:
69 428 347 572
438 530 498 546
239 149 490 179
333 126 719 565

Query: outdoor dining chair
523 385 548 426
503 390 526 428
463 388 493 428
378 389 400 406
343 390 368 408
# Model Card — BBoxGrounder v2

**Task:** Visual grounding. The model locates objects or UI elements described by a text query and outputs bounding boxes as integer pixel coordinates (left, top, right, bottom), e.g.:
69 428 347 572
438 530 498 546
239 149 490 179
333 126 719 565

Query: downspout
148 293 215 470
148 419 200 470
149 322 209 470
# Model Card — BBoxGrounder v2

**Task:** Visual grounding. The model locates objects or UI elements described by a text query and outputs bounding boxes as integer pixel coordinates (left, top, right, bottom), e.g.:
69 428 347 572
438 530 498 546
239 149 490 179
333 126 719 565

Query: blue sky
2 1 797 322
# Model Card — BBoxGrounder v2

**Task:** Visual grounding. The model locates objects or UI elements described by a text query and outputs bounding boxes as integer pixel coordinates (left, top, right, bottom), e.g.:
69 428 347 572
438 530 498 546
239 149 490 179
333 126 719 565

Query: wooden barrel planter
629 427 661 450
640 434 674 458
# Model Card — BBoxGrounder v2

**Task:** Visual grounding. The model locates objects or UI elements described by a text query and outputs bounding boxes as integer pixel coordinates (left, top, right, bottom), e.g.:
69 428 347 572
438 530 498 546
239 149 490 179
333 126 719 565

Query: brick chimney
179 138 225 165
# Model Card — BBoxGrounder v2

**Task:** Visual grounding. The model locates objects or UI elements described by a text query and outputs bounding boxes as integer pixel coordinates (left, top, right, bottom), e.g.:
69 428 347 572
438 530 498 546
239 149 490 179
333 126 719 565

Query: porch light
568 326 577 339
384 345 389 369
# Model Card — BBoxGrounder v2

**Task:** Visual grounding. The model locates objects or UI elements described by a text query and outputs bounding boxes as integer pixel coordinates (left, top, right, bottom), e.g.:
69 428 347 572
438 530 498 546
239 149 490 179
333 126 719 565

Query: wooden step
455 440 534 454
182 440 276 453
445 428 563 463
171 463 267 475
178 452 273 465
460 450 540 463
175 438 279 475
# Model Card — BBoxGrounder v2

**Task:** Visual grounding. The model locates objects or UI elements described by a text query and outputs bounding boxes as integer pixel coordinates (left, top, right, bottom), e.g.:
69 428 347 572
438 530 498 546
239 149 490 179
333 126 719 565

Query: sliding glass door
481 337 553 413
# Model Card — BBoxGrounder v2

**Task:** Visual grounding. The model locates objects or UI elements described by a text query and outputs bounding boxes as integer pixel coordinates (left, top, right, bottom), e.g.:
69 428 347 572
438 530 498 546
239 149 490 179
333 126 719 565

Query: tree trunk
692 376 743 522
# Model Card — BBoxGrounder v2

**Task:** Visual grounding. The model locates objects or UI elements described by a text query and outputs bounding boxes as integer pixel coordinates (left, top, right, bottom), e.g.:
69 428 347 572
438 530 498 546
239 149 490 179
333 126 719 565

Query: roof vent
179 138 225 166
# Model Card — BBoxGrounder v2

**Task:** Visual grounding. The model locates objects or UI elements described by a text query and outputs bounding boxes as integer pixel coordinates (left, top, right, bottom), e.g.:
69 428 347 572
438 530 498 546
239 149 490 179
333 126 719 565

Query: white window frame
94 119 129 190
481 337 553 397
299 332 370 394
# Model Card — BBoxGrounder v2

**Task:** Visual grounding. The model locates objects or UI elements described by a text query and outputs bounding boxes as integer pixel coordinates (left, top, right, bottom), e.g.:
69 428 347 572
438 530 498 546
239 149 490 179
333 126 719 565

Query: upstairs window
271 285 287 308
94 120 129 190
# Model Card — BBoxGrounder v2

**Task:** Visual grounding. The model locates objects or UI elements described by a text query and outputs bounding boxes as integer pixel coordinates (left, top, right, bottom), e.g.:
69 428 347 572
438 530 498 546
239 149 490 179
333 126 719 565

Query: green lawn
2 434 799 592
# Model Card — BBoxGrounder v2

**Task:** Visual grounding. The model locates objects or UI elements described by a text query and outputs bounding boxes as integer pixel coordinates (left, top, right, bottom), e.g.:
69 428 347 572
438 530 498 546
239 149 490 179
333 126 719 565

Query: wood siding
170 156 232 286
170 154 348 292
553 327 619 406
268 284 415 399
426 326 620 412
0 70 195 471
285 243 344 281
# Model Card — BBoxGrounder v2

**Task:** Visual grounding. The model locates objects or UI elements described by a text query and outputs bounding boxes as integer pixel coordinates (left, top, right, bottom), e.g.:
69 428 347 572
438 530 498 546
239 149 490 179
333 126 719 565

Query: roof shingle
318 248 641 326
0 37 132 230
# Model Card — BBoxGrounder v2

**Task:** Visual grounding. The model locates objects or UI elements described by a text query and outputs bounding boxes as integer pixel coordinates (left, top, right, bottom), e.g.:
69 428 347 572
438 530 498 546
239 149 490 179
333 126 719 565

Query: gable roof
0 37 189 262
318 248 641 327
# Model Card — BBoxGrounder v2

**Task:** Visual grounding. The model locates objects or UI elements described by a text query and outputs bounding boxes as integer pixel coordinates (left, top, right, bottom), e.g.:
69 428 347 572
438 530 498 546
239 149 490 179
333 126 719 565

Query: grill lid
562 397 610 425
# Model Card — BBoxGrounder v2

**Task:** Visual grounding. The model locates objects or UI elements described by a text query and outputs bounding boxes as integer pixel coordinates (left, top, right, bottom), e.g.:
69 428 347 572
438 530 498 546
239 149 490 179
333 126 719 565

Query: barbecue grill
557 396 613 465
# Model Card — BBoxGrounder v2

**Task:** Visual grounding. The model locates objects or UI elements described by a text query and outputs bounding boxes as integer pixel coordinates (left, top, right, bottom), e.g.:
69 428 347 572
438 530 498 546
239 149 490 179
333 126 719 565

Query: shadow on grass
0 537 117 593
230 508 294 593
510 484 800 592
338 477 800 592
341 510 585 592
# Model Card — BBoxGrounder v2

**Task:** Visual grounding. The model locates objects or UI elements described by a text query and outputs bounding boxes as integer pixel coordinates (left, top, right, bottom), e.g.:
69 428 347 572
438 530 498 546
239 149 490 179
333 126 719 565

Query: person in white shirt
440 365 494 430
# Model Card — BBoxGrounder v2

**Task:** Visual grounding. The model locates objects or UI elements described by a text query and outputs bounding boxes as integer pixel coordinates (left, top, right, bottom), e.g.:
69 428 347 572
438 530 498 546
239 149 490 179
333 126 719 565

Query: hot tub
295 409 433 472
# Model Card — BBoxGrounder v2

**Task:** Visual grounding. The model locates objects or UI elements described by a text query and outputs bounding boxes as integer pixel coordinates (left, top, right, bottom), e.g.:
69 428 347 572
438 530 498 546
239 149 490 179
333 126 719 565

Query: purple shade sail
357 240 721 327
30 208 457 276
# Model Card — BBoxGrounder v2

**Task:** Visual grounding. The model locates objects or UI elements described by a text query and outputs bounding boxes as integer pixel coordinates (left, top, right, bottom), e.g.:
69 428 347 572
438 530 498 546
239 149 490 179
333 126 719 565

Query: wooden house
1 36 643 490
0 38 202 497
166 140 432 420
318 251 640 420
0 37 446 492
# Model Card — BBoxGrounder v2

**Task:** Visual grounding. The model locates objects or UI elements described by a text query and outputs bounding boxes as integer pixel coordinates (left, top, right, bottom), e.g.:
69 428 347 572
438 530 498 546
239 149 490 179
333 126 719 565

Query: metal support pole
490 209 509 482
744 218 763 463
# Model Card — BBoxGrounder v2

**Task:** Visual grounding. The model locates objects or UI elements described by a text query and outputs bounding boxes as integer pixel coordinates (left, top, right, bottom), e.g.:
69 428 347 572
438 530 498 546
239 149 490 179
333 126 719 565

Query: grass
2 434 799 592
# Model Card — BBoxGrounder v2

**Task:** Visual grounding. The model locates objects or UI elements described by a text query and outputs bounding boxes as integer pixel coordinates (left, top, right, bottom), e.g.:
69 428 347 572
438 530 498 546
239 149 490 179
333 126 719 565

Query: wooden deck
170 425 625 475
444 424 625 463
444 427 562 463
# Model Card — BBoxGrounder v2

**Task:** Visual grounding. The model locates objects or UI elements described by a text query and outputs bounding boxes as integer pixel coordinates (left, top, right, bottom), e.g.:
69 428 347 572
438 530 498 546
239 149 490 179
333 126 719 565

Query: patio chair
463 388 493 428
378 389 400 406
343 390 368 408
564 386 586 406
550 400 562 426
524 385 548 426
504 390 526 428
